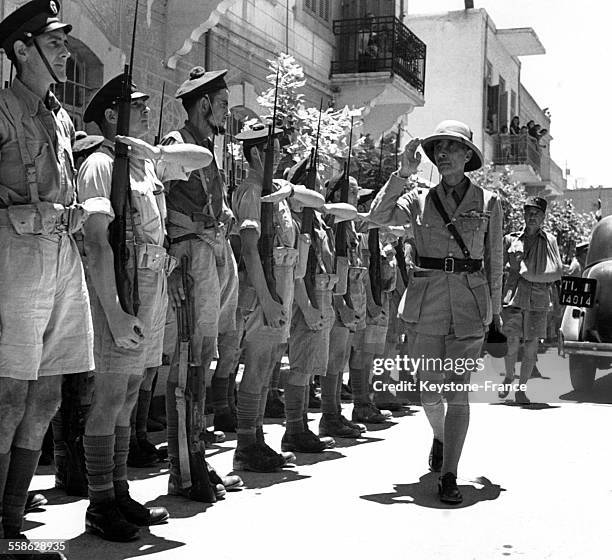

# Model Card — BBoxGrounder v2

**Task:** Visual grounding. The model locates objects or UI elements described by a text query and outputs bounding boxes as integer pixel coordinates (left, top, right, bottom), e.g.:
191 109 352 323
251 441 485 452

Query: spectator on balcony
509 116 520 135
527 120 538 139
358 13 379 72
499 125 511 162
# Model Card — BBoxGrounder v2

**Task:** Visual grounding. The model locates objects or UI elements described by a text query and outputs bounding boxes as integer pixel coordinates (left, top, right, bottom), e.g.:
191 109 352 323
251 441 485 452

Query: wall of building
561 187 612 218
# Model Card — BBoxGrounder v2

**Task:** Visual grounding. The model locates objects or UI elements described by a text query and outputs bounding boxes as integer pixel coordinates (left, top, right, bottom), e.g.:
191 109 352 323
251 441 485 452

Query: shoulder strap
2 91 39 202
429 189 471 259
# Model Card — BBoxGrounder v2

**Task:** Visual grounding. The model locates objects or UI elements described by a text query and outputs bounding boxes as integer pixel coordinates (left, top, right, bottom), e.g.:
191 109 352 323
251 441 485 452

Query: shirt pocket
455 215 488 255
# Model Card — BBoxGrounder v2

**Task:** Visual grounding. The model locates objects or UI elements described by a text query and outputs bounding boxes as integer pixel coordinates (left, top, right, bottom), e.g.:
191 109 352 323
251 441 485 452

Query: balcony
330 16 426 139
493 134 542 184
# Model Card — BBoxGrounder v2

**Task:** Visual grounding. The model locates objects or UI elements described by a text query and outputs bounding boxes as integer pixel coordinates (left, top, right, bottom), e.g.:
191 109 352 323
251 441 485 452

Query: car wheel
569 355 596 392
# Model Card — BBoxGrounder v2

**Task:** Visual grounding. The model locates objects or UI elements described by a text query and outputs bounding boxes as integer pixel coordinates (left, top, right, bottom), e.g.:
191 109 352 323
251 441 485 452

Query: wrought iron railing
493 134 541 173
331 16 426 95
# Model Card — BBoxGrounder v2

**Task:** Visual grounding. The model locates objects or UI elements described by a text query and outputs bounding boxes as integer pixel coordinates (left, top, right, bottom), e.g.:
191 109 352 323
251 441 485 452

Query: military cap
175 66 228 100
575 241 589 254
285 155 310 185
524 196 547 213
0 0 71 58
72 134 104 155
83 74 149 124
235 123 282 157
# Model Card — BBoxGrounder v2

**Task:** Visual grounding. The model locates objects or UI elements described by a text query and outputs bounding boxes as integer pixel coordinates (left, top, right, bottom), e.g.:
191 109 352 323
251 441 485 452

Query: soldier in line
0 3 93 556
159 67 242 496
368 121 504 504
321 174 368 438
231 125 324 471
78 75 212 541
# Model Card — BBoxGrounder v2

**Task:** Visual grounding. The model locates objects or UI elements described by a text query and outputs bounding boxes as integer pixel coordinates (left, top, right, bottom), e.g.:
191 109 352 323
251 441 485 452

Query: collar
182 120 212 148
11 78 51 117
519 227 547 241
441 176 470 197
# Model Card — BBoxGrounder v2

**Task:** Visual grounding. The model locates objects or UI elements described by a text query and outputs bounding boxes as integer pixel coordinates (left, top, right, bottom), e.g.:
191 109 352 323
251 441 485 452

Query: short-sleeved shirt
0 79 75 207
77 140 165 246
232 177 295 248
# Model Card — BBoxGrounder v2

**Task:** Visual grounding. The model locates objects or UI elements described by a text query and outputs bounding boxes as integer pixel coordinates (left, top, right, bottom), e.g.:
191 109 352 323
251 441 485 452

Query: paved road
25 348 612 560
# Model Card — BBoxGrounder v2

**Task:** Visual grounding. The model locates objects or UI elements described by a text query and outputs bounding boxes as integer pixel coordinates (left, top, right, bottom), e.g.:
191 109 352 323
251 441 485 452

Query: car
558 216 612 391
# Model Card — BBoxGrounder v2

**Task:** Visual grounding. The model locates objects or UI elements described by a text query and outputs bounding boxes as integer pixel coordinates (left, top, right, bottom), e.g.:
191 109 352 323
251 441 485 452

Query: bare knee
86 374 129 435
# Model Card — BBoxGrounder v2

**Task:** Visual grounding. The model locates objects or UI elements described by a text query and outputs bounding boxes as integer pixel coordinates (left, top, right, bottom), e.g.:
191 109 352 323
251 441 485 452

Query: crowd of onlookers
496 116 548 162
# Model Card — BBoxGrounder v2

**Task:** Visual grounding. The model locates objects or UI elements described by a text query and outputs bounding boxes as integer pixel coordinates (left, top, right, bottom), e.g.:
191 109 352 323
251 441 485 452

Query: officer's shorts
502 306 547 341
0 229 94 380
91 268 167 375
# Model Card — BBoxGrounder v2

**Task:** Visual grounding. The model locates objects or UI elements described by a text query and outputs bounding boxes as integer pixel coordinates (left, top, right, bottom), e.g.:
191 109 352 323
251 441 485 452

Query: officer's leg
519 337 539 388
4 376 62 537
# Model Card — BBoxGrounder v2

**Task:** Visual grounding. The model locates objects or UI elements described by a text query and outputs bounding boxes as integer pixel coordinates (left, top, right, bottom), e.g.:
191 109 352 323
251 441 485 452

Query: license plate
559 276 597 308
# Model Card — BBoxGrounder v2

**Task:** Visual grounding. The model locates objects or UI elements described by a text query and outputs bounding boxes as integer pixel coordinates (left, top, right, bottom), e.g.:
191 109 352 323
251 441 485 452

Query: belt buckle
444 257 455 273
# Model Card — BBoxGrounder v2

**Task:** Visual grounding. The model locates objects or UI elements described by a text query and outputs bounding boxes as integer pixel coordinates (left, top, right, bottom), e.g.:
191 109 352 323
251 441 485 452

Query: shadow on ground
360 472 503 510
560 371 612 405
229 468 310 490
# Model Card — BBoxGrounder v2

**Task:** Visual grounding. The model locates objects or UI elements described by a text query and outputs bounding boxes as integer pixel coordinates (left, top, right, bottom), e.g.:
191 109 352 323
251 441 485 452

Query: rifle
334 116 354 265
154 81 165 145
175 255 216 502
109 0 140 315
300 99 323 308
393 125 410 286
368 135 384 306
258 69 281 304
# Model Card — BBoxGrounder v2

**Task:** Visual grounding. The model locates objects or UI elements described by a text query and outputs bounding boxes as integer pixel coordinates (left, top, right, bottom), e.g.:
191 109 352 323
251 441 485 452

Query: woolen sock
113 425 131 484
0 451 11 538
320 373 339 415
421 392 445 442
442 402 470 476
255 385 269 428
51 410 67 462
2 447 41 537
270 361 282 390
284 384 305 435
83 434 115 504
135 389 152 439
236 390 259 449
335 369 344 414
210 375 230 414
350 366 369 404
166 381 179 459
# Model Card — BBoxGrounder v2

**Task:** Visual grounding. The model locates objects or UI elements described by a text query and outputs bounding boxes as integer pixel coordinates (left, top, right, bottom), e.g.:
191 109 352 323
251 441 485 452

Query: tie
451 188 463 208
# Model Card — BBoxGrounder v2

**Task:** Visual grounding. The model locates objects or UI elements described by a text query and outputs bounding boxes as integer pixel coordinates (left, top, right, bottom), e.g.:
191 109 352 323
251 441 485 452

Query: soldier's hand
303 306 326 331
168 268 187 309
115 135 160 161
398 138 421 178
367 302 385 320
337 304 359 327
262 297 287 329
110 312 145 349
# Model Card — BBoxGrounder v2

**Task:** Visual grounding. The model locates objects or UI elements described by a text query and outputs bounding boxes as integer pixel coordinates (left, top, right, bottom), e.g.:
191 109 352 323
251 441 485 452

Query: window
305 0 330 22
52 37 103 132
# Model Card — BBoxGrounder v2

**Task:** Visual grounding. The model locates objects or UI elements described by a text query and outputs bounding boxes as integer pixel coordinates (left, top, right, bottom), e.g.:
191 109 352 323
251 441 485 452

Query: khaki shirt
368 173 503 337
0 79 75 207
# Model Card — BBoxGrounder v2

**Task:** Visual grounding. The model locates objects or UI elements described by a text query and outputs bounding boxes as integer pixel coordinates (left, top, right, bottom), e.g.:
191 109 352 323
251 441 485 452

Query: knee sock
303 384 311 430
0 451 11 537
421 392 445 442
284 384 305 435
135 390 151 440
166 382 178 459
3 447 41 537
51 410 67 466
270 361 282 391
442 402 470 476
256 385 268 428
350 365 369 404
112 426 131 493
335 369 344 415
320 373 338 415
84 434 115 505
236 390 259 449
210 375 230 414
227 367 238 412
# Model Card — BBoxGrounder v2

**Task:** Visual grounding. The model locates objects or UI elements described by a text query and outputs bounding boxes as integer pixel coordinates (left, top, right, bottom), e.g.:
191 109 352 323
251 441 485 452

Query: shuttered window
305 0 330 22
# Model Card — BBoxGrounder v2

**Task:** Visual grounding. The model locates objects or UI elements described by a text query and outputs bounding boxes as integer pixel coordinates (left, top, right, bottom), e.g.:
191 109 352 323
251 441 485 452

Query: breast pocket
456 216 488 254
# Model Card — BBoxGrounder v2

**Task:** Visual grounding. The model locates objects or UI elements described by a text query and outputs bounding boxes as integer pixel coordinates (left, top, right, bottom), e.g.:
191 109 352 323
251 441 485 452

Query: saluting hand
398 138 422 178
261 182 293 204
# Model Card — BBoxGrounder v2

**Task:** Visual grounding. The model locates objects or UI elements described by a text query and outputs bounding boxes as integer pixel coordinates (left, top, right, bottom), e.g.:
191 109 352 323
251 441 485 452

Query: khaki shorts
502 306 547 341
0 229 94 380
91 268 167 375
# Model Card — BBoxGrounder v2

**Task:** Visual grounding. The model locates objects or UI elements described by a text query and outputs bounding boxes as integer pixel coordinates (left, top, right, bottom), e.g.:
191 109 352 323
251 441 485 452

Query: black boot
85 501 140 542
116 491 169 526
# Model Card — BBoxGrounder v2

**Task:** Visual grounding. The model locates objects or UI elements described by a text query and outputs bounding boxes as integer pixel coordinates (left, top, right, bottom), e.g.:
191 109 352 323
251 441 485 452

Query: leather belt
418 256 482 273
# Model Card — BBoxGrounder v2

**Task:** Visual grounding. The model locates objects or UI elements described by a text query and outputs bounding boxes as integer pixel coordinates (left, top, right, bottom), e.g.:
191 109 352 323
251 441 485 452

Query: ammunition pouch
134 243 177 275
167 210 227 267
333 256 349 296
347 265 368 327
0 202 88 235
314 273 338 328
